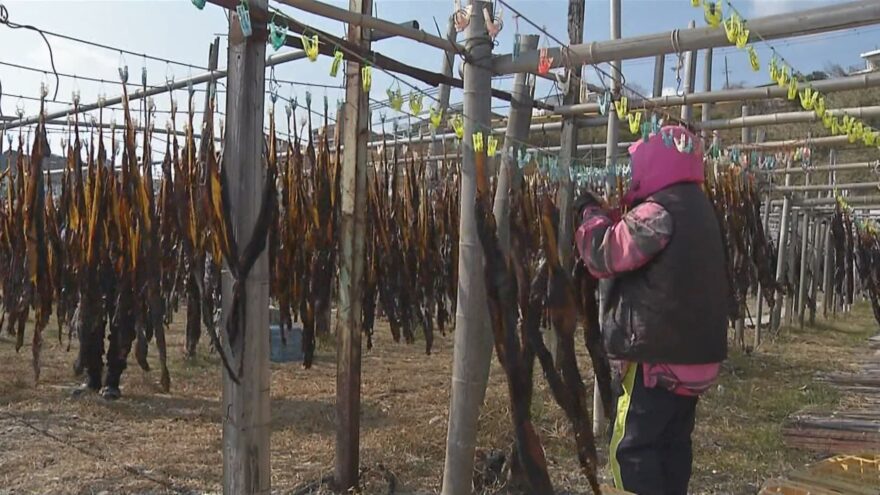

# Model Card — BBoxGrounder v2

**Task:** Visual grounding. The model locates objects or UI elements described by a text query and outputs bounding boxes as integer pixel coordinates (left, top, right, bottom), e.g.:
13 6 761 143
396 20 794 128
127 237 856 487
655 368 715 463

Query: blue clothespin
750 151 760 167
730 148 740 164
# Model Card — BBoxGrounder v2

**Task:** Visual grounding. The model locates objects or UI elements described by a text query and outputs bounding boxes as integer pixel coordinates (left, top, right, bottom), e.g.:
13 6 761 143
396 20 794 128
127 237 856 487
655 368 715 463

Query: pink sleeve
574 201 674 279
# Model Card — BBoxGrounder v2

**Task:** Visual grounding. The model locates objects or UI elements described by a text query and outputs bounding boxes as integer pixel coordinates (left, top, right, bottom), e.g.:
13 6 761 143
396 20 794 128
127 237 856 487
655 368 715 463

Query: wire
0 4 209 72
0 4 59 100
0 59 165 90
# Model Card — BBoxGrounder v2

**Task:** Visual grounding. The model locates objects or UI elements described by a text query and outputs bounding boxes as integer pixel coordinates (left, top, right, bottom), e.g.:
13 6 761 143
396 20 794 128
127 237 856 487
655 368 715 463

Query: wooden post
771 158 794 331
823 217 834 317
810 218 823 326
680 21 698 123
734 103 748 347
222 3 270 494
441 3 494 494
784 205 799 327
334 0 373 490
798 212 811 329
652 54 665 98
493 34 539 253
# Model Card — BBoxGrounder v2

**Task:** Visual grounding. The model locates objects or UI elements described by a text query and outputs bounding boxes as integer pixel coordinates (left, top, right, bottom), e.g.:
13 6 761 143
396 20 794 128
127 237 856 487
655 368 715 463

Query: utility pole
723 55 731 89
493 34 539 253
222 2 270 494
652 54 665 97
442 3 494 494
335 0 373 489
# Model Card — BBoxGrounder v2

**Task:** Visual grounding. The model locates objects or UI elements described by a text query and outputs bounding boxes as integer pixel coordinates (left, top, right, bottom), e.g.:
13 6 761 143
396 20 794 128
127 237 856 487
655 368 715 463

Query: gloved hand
573 189 604 218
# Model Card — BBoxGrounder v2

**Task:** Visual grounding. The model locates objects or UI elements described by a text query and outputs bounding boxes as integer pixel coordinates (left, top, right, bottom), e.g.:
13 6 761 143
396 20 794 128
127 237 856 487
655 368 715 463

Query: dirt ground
0 303 876 495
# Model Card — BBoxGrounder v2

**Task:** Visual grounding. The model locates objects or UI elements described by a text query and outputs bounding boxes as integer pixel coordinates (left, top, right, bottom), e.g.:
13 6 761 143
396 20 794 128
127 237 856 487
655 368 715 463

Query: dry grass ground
0 303 876 494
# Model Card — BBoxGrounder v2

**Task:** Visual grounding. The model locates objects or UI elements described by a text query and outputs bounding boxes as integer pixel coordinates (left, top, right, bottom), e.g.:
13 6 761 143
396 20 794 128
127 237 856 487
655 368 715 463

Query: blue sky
0 0 877 152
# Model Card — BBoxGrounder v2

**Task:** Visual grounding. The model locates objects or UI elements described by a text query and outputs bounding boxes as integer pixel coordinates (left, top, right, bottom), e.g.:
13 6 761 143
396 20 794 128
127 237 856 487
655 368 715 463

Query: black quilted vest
601 183 729 364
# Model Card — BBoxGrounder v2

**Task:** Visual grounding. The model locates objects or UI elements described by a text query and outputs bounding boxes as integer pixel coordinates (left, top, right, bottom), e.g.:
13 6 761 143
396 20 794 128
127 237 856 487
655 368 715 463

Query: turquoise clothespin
598 91 611 116
661 129 675 148
269 15 288 51
640 122 651 142
650 113 661 134
731 148 740 164
192 0 206 9
750 151 760 167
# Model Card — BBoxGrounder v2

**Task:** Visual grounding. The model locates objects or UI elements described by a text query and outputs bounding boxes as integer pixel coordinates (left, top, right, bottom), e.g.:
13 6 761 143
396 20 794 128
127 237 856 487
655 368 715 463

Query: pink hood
623 125 704 206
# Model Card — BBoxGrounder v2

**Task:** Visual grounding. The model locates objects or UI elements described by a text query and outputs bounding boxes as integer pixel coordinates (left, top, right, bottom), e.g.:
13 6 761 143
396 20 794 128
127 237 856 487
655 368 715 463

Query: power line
0 4 210 72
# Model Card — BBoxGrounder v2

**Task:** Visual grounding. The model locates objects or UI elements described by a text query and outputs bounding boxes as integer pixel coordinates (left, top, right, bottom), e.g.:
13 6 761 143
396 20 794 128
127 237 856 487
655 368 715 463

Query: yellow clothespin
703 1 722 27
473 131 484 153
429 107 443 130
614 96 628 120
450 114 464 139
787 78 798 101
735 27 750 49
748 46 760 72
724 14 739 44
487 135 498 156
814 96 826 118
361 65 372 92
627 111 642 135
301 34 319 62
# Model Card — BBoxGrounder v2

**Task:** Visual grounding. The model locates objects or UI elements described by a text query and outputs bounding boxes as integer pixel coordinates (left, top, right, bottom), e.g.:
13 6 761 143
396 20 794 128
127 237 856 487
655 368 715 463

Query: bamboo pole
735 103 748 348
273 0 461 54
775 182 880 193
785 201 800 327
222 3 271 493
493 34 539 254
335 0 372 488
699 105 880 130
493 1 880 75
756 184 772 347
442 3 494 494
761 161 878 175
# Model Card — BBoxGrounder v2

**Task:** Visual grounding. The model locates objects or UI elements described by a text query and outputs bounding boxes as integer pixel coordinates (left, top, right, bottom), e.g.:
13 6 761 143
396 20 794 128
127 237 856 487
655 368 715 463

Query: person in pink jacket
574 125 730 495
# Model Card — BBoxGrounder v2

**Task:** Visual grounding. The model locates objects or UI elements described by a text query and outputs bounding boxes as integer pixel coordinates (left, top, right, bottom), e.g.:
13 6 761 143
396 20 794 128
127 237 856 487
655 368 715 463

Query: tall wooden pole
442 3 494 494
604 0 621 179
335 0 373 489
823 151 836 317
222 3 270 494
493 34 539 253
735 103 748 348
784 204 799 326
556 0 585 269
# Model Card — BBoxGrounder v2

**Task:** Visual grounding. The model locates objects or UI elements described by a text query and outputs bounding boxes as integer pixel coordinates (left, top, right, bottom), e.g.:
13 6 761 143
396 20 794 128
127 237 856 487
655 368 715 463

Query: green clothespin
192 0 206 9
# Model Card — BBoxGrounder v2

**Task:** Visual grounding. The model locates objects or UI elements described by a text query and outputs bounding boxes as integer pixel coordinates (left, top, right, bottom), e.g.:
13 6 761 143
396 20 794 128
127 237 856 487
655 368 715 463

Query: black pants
610 364 697 495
